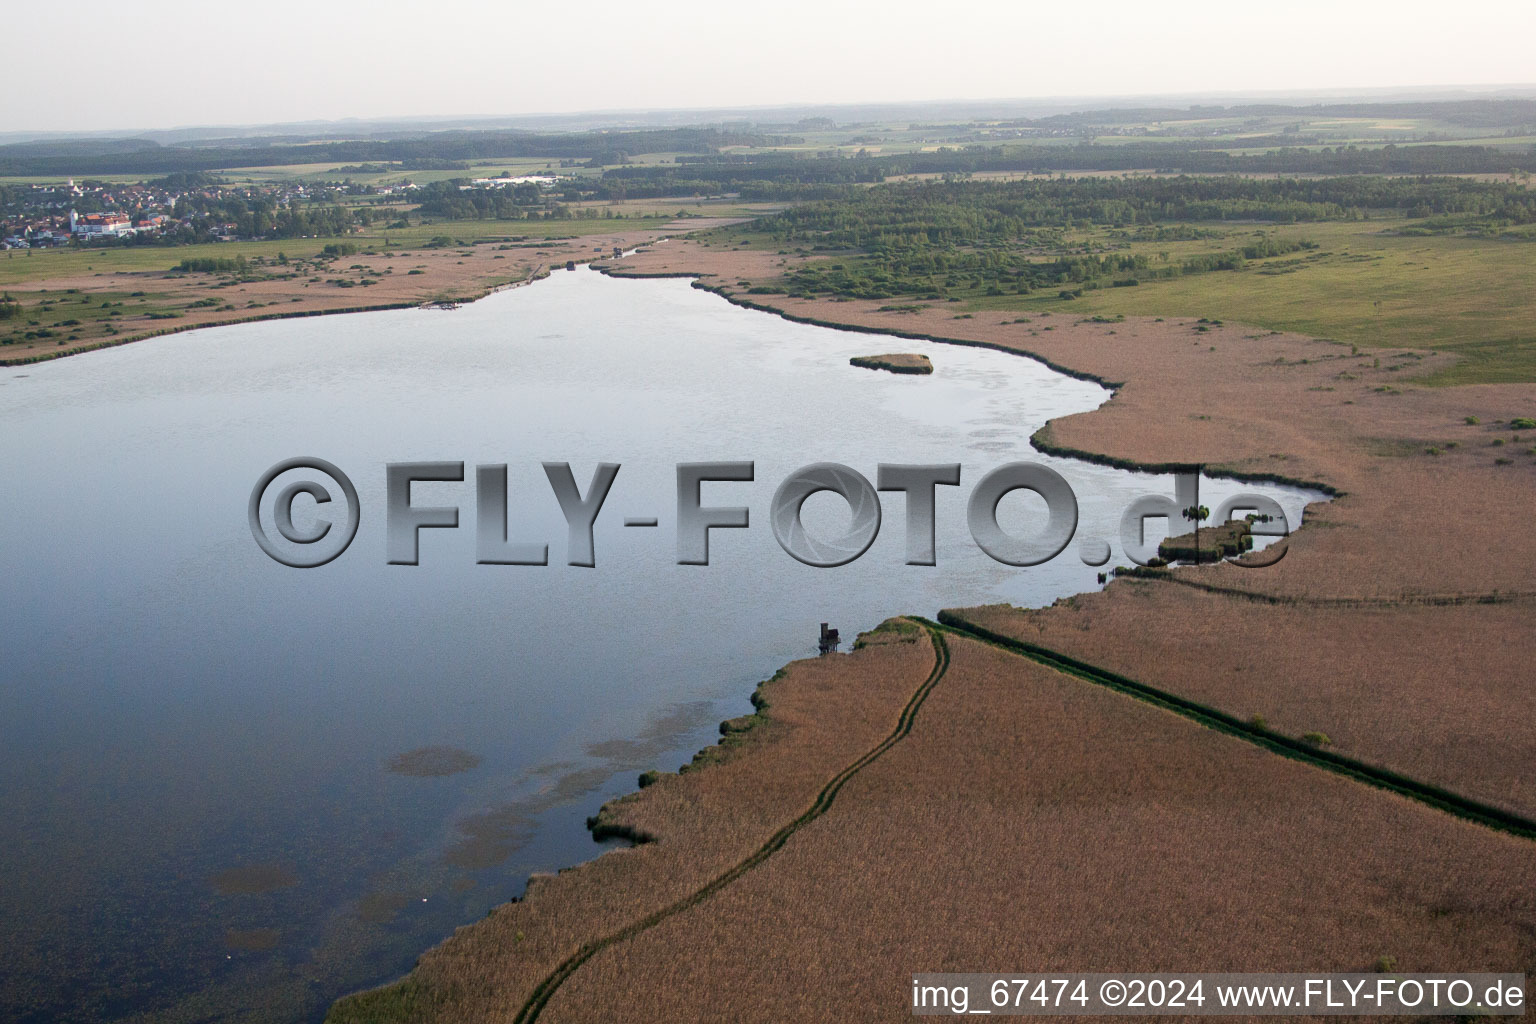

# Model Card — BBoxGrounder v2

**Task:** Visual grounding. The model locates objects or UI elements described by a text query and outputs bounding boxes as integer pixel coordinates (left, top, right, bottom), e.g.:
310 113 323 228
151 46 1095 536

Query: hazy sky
5 0 1534 133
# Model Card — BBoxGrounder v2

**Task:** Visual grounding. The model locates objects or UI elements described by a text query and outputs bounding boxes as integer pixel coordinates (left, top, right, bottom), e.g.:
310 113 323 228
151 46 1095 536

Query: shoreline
599 262 1346 497
0 298 425 367
0 220 744 368
328 242 1536 1021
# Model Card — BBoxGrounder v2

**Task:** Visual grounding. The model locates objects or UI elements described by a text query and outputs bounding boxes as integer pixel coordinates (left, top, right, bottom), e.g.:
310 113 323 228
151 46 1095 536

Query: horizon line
5 81 1536 143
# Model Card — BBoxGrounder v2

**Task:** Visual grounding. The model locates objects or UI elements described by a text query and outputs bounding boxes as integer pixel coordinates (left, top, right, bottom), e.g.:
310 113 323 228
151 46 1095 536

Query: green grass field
710 210 1536 386
959 220 1536 385
0 286 192 346
0 217 672 288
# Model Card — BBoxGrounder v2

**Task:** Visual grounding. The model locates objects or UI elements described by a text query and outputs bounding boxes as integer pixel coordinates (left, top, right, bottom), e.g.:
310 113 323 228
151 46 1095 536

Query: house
69 210 133 238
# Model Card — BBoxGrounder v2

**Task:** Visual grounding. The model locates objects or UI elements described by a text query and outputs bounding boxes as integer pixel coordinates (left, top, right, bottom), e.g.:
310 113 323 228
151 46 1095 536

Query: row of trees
562 144 1536 202
0 128 779 177
762 176 1536 248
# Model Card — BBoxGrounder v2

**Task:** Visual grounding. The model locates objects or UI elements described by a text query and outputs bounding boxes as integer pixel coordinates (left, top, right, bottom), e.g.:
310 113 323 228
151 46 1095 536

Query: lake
0 267 1323 1022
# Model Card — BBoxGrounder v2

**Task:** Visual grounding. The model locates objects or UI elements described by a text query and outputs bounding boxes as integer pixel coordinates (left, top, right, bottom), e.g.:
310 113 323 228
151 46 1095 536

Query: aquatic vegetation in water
387 746 482 778
438 702 720 869
209 863 299 895
443 806 539 870
224 927 281 951
357 890 413 925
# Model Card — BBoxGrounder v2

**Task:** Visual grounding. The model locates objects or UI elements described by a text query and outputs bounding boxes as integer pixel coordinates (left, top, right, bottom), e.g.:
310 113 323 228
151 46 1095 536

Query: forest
0 128 778 177
728 175 1536 301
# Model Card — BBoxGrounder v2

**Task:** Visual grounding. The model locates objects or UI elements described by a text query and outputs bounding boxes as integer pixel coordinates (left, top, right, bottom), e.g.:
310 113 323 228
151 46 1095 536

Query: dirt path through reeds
520 615 1536 1022
513 622 952 1023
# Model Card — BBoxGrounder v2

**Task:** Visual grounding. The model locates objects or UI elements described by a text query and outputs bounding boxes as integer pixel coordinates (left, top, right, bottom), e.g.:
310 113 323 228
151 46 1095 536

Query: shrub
1464 415 1480 425
1301 731 1332 747
637 770 661 789
178 256 247 274
1511 417 1536 429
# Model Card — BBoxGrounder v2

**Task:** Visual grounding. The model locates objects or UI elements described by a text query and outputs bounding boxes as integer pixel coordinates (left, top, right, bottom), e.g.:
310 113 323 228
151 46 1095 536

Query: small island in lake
850 352 933 375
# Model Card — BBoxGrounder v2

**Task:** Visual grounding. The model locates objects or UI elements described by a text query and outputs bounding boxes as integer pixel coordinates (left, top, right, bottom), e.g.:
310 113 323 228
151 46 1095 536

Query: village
0 171 583 250
0 175 425 250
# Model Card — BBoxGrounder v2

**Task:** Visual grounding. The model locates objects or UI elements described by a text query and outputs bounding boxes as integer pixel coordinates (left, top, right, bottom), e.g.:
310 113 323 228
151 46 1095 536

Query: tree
1181 503 1210 563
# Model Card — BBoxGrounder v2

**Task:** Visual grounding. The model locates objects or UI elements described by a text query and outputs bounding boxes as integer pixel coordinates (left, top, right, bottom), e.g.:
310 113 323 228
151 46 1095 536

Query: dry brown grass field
954 595 1536 820
545 634 1536 1023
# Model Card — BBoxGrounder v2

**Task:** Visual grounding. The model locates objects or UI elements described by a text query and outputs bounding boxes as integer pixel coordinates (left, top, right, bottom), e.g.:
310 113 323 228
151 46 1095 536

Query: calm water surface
0 269 1323 1021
